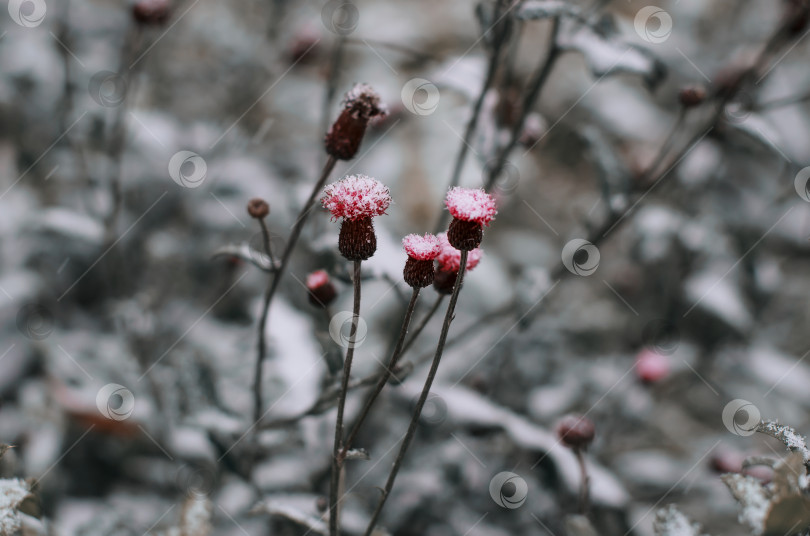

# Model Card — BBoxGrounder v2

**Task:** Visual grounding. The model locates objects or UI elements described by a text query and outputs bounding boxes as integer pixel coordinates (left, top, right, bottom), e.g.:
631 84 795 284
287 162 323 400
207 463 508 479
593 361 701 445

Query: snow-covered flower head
325 84 387 160
402 233 441 261
402 233 441 288
321 174 392 221
435 232 481 273
445 187 497 226
306 269 337 308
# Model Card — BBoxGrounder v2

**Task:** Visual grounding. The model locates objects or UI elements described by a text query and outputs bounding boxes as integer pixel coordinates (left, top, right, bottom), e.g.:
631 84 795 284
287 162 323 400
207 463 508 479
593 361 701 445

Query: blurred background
1 0 810 534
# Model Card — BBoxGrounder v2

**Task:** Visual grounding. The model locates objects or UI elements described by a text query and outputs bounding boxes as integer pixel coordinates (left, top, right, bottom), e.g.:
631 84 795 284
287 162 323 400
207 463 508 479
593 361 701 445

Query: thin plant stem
574 448 590 515
434 0 512 233
400 293 445 356
639 108 686 184
329 260 363 536
340 287 421 458
362 251 469 536
252 155 337 426
485 16 561 192
257 218 277 268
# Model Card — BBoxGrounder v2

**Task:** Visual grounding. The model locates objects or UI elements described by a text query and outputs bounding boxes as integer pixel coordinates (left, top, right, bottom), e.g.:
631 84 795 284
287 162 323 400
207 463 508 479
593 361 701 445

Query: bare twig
252 156 337 426
329 260 363 536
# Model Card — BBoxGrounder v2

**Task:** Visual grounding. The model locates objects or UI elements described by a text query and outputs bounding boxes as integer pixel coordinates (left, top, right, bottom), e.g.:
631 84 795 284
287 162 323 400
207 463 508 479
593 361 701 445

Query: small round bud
315 496 328 513
556 415 595 450
247 198 270 219
132 0 171 25
678 85 706 108
635 349 670 384
306 270 337 308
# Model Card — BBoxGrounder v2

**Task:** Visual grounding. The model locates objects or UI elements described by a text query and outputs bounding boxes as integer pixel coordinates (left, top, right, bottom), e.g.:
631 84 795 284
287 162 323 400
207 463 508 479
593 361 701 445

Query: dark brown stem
485 16 561 192
574 448 590 515
362 251 469 536
340 287 420 459
321 36 347 147
252 156 337 427
329 260 362 536
400 293 445 356
434 0 512 232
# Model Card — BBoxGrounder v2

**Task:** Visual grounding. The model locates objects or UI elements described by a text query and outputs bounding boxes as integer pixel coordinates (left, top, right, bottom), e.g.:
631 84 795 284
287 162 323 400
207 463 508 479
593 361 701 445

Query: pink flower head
402 233 441 261
306 269 330 290
635 349 670 384
321 174 392 221
435 232 481 273
445 187 497 226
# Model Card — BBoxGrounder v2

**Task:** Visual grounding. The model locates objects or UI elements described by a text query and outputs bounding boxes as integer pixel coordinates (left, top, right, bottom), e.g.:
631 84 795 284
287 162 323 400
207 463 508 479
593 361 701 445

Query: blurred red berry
556 414 595 449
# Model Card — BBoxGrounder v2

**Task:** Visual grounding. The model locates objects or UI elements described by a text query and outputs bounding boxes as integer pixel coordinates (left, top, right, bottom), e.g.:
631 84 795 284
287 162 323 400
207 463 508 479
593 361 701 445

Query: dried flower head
435 233 481 273
556 415 595 449
246 198 270 219
321 174 392 221
445 187 497 226
678 85 706 108
402 233 441 261
324 84 387 160
402 233 441 288
306 270 337 308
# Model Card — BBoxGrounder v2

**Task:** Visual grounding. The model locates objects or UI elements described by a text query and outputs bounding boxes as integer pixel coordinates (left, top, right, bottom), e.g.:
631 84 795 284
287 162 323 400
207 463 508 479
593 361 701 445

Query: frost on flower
445 187 497 226
402 233 441 260
0 478 33 535
722 473 770 534
321 174 392 221
653 505 707 536
342 83 387 121
435 232 481 272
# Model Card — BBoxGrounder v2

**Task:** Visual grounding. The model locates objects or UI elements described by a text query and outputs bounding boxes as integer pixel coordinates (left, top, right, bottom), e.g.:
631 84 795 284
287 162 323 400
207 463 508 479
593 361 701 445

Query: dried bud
324 84 387 160
556 415 595 449
678 85 707 108
339 218 376 261
132 0 171 25
307 270 337 308
433 269 458 295
246 198 269 219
